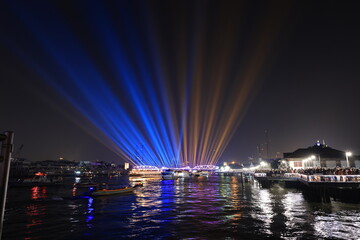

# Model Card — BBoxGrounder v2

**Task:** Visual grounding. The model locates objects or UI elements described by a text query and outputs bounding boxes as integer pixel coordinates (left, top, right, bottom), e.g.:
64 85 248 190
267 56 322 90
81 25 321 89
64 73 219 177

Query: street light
345 151 352 168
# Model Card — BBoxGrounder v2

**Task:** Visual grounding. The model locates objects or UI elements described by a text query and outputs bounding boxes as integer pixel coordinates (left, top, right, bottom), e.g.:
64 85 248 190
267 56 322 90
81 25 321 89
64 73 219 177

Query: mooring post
0 131 14 240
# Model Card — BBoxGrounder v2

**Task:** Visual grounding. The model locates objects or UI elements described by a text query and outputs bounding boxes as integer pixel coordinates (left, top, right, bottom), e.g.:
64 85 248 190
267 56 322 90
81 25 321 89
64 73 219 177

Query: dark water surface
3 175 360 239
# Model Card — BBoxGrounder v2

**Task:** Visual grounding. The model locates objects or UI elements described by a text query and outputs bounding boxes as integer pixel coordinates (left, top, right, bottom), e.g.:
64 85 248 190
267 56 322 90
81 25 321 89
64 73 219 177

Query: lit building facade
283 141 359 169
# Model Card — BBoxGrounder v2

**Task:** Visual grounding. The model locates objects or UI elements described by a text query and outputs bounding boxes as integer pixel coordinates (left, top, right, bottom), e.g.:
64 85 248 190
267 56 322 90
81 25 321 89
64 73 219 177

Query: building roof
283 142 345 159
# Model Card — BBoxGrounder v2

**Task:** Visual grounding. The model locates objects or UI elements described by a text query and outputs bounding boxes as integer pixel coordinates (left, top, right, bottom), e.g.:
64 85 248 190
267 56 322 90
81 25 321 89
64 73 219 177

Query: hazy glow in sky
1 1 359 163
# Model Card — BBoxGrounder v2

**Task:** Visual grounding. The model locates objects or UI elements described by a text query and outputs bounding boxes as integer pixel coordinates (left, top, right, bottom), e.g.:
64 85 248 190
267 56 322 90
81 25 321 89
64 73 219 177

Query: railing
254 173 267 177
257 172 360 183
254 172 289 177
299 174 360 183
284 173 301 178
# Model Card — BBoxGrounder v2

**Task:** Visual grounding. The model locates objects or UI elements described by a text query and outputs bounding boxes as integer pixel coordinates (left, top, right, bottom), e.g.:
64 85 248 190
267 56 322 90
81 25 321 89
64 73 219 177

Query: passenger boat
161 169 176 180
199 171 209 176
129 165 162 177
174 170 190 178
194 171 209 177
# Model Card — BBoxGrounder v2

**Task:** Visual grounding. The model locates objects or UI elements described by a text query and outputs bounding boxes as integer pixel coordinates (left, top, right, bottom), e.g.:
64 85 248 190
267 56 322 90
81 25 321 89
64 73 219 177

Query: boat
73 181 99 188
129 165 162 177
11 172 63 187
161 169 177 180
199 171 209 176
174 170 190 178
89 183 143 196
90 186 135 196
194 171 209 177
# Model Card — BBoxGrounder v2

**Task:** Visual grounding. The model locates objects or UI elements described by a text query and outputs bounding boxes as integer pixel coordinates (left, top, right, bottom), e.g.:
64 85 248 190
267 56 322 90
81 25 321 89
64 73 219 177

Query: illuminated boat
174 170 190 178
199 171 209 176
194 171 209 177
161 169 176 180
90 183 142 196
91 186 135 196
129 165 162 177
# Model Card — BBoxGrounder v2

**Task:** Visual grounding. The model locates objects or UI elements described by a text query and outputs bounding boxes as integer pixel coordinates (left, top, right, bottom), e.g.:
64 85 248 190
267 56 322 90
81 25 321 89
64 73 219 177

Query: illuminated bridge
192 165 219 171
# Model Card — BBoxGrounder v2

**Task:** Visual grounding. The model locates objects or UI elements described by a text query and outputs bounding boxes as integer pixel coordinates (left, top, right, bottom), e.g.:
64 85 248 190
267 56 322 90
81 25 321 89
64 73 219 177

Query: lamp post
345 151 352 168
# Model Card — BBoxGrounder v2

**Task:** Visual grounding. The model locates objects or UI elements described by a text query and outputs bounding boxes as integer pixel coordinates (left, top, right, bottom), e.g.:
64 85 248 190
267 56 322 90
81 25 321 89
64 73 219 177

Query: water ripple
3 176 360 239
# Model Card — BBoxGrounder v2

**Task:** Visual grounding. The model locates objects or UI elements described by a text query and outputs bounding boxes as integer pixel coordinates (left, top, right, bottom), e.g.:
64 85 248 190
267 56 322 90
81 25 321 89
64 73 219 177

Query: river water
2 175 360 239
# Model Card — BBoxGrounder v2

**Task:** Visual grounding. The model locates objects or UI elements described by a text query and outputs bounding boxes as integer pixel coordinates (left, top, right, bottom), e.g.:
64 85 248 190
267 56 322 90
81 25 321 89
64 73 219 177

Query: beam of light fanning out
5 0 288 167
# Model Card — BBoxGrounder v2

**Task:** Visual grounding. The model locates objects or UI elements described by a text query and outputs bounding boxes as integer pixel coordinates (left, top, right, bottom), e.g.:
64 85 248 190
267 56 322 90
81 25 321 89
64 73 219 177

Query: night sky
1 0 359 165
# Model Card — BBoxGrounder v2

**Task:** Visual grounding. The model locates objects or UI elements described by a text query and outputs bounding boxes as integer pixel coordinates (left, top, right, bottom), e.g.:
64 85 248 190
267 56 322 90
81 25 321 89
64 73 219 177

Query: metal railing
256 172 360 183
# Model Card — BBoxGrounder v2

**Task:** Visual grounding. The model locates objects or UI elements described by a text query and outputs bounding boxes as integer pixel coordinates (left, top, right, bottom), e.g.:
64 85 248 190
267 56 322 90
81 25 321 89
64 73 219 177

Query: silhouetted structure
283 141 359 169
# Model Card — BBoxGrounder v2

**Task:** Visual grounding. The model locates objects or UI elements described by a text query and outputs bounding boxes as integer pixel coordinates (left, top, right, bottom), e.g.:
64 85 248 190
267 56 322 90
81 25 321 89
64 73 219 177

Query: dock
254 173 360 202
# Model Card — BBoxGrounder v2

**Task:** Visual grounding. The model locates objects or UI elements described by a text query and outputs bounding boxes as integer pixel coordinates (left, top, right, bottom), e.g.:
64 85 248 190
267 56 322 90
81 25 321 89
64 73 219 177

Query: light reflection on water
314 209 360 239
251 187 274 236
3 175 360 239
31 186 47 200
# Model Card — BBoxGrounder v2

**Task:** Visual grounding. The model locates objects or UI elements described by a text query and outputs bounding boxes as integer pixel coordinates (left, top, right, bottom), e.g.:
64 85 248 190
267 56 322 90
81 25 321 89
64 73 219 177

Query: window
294 161 302 167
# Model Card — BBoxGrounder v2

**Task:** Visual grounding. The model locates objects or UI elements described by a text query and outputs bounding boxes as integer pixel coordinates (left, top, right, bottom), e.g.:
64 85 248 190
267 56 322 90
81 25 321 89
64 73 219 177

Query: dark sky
228 0 360 162
1 0 359 164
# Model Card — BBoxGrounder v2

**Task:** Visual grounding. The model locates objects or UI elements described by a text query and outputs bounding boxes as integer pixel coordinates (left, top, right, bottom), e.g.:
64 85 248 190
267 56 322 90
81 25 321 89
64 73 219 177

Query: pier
254 172 360 202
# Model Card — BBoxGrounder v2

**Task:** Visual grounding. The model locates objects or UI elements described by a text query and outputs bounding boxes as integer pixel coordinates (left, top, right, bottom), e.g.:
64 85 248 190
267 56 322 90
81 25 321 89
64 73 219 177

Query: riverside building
283 141 359 169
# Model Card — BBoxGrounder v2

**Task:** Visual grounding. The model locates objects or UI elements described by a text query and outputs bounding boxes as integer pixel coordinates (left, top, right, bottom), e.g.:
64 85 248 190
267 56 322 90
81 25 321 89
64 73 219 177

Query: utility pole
0 131 14 240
